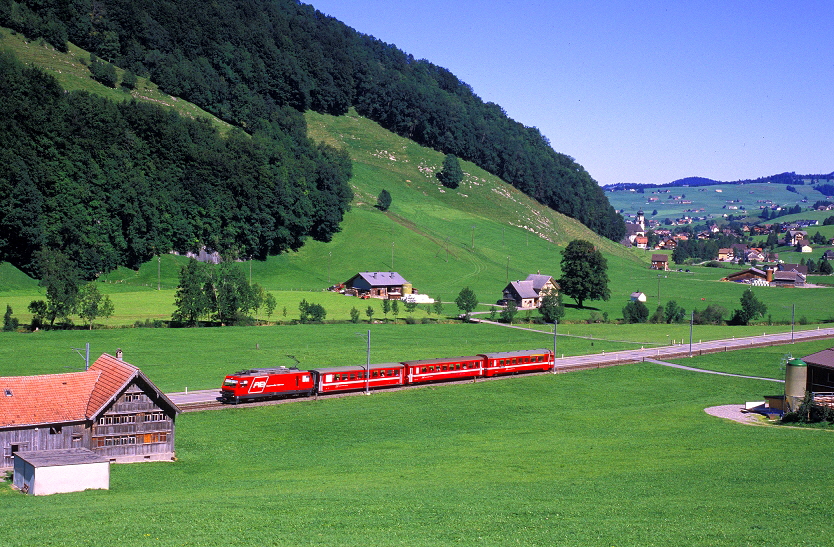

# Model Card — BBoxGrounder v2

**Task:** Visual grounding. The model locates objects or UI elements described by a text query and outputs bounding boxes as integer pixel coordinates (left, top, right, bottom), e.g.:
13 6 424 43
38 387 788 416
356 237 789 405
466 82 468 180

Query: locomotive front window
223 379 238 387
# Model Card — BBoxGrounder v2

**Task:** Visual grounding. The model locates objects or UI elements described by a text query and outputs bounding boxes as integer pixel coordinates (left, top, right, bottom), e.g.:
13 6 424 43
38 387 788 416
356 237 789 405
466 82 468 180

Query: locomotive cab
219 367 315 404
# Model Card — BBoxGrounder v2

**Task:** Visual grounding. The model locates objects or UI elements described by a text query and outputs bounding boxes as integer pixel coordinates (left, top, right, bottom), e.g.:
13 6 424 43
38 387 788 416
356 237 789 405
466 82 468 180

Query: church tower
635 210 645 234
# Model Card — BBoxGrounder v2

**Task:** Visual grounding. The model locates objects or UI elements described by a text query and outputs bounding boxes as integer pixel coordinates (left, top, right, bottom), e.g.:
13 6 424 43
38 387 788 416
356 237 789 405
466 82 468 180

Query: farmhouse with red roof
1 353 179 469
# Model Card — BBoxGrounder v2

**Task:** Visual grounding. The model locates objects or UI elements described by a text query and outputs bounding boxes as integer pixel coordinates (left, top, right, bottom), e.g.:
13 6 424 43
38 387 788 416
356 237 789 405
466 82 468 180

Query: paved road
643 358 784 383
167 327 834 406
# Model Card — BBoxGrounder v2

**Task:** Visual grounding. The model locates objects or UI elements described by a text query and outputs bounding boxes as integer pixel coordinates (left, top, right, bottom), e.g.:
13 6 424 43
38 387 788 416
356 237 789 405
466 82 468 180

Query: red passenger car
402 355 484 385
310 363 405 393
479 349 553 377
219 367 314 404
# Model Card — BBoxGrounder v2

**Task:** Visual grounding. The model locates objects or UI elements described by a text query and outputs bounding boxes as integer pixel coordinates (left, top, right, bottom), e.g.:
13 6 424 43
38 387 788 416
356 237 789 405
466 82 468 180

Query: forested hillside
0 50 352 278
0 0 625 242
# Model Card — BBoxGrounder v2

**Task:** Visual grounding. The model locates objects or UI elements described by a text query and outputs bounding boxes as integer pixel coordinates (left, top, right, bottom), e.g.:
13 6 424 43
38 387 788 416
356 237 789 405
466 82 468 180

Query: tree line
0 0 625 242
0 50 352 278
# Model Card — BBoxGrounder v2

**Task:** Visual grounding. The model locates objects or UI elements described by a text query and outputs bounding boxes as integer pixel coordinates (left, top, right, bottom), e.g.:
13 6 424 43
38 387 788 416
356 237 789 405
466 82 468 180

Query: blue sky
307 0 833 186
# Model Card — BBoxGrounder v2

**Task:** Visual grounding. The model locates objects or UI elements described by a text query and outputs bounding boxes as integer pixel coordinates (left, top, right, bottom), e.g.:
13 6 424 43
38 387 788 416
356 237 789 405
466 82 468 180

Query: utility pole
689 311 694 357
552 320 558 373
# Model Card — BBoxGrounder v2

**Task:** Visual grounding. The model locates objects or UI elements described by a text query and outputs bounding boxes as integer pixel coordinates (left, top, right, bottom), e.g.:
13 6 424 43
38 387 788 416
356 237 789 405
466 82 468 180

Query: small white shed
13 449 110 495
630 292 647 303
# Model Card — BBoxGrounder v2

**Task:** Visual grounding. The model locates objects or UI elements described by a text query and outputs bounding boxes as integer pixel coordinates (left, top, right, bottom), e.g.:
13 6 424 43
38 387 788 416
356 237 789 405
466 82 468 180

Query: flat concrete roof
15 448 109 467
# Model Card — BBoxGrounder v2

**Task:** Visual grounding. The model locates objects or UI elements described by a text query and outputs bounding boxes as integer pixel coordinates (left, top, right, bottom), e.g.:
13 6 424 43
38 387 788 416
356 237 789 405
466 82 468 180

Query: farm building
502 274 559 309
650 254 668 271
771 271 806 287
13 448 109 495
779 263 808 275
724 268 771 285
1 353 179 470
629 292 647 303
343 272 411 299
801 348 834 393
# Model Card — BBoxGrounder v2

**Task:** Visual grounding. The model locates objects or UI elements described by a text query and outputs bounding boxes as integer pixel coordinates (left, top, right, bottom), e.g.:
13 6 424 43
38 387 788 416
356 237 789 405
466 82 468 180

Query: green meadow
3 350 834 547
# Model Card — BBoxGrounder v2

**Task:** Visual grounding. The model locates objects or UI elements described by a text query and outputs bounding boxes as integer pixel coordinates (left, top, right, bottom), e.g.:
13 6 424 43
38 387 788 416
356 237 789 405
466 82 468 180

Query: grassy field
3 355 834 546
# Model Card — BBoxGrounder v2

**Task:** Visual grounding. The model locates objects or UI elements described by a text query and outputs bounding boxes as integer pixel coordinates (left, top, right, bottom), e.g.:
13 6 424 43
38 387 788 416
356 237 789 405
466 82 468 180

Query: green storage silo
785 358 808 411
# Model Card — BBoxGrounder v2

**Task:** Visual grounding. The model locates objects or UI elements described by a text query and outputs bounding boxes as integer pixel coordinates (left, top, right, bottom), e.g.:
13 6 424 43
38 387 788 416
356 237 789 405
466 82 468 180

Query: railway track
174 360 626 412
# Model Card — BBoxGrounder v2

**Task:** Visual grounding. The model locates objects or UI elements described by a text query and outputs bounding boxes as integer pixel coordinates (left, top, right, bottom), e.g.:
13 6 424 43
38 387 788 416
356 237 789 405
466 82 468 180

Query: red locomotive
219 367 314 404
219 349 553 403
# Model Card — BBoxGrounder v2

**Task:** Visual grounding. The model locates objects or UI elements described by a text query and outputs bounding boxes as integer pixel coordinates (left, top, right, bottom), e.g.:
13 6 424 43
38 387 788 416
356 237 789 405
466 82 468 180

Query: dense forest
0 50 352 278
0 0 625 246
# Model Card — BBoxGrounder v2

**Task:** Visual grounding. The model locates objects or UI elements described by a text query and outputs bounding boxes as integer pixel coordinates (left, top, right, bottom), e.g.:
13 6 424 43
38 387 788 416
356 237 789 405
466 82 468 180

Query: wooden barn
1 353 180 469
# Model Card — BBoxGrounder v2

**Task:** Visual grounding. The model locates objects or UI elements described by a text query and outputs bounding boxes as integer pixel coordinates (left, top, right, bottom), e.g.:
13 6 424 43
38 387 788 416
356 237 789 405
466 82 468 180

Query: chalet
717 248 733 261
797 239 813 253
822 250 834 261
786 230 807 246
635 236 649 250
502 274 559 309
657 238 676 250
344 272 411 299
1 353 179 469
745 248 766 263
724 268 770 285
650 254 668 271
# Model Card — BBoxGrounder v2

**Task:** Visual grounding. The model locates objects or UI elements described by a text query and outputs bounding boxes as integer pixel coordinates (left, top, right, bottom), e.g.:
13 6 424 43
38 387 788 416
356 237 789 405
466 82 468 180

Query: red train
219 349 553 404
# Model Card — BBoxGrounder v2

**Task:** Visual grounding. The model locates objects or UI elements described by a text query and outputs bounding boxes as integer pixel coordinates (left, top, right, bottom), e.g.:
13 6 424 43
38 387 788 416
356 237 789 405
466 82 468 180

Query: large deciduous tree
558 240 610 308
455 286 478 320
77 282 115 330
172 260 211 326
729 288 767 325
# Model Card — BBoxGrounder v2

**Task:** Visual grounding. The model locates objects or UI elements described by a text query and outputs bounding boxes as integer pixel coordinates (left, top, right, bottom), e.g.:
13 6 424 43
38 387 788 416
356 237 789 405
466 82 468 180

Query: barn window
145 412 165 422
49 426 62 434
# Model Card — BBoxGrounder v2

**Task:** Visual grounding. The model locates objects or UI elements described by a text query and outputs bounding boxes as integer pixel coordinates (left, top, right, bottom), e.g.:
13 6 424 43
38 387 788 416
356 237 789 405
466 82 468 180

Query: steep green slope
253 108 643 302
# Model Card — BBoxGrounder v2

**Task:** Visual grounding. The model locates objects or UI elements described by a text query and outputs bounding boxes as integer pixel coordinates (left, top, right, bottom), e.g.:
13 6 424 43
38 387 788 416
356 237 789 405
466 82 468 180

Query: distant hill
604 171 834 192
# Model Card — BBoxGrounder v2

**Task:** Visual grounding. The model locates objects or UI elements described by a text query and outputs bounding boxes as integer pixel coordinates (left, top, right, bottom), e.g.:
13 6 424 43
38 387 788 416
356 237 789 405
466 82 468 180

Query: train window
421 367 427 373
441 365 448 371
349 373 356 380
222 378 238 387
372 371 378 378
394 370 399 376
462 364 467 369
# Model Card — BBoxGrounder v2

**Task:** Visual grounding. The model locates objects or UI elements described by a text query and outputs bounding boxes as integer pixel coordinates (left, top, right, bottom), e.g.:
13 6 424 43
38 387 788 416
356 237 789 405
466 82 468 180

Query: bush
622 300 649 323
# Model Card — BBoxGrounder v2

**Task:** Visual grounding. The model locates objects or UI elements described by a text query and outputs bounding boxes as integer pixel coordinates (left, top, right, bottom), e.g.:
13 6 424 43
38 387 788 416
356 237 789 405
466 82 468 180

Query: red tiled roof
0 371 100 428
0 354 140 428
86 354 138 417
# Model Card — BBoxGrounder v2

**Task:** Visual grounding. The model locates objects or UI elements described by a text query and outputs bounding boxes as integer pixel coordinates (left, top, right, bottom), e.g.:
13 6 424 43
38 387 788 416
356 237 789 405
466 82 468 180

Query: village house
1 353 179 470
502 274 559 309
650 254 669 271
343 272 411 299
786 230 808 246
717 248 733 261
